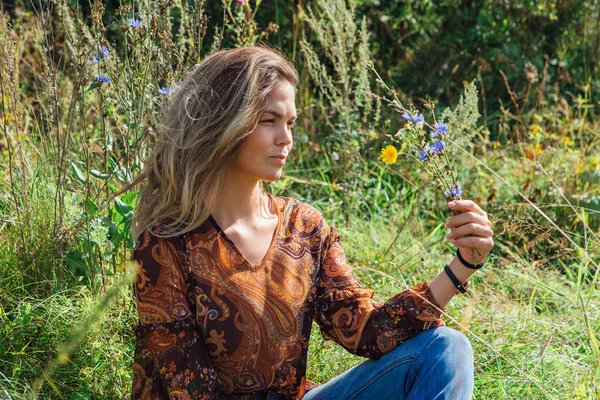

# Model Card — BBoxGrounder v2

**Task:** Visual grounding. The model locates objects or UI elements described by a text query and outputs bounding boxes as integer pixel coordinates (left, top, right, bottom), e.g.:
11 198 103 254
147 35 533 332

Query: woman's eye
260 119 275 124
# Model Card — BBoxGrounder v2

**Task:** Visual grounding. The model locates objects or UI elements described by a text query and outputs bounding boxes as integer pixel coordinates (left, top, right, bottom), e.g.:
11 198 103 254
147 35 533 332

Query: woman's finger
445 211 491 229
451 236 495 252
448 200 486 216
447 223 493 239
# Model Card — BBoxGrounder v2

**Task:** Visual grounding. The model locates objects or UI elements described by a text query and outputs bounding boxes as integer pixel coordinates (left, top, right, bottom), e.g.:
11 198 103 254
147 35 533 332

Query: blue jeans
301 327 474 400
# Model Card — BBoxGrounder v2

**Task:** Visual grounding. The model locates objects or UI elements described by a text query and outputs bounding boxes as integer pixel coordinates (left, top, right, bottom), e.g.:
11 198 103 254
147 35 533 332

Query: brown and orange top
131 193 445 399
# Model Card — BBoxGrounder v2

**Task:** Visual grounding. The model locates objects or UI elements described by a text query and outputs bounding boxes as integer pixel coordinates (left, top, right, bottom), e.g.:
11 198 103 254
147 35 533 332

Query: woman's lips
270 156 286 165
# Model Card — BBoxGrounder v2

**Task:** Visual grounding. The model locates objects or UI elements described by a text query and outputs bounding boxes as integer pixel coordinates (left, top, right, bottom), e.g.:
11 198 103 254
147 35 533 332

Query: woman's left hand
444 200 494 264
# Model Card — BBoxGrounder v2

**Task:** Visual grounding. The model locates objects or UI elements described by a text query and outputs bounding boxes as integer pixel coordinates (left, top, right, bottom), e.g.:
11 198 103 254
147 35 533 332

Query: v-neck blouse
207 192 281 271
131 195 446 400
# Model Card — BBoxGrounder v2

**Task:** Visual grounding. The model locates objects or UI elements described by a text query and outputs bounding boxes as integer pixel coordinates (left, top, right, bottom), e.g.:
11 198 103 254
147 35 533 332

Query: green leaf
70 161 87 184
107 156 125 182
86 82 99 92
85 198 98 218
70 388 93 400
106 132 114 151
107 156 118 171
89 168 110 180
65 250 89 279
120 191 138 208
114 196 133 218
21 303 32 324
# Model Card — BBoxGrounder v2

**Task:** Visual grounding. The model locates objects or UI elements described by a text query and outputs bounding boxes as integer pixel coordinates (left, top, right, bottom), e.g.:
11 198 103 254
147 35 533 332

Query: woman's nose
277 124 293 145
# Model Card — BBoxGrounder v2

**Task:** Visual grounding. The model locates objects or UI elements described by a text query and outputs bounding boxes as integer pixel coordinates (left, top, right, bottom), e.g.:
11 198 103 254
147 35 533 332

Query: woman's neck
211 172 271 232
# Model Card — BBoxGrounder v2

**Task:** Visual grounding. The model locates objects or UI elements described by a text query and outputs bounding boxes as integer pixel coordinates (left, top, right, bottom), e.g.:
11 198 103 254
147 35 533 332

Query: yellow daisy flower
380 145 398 165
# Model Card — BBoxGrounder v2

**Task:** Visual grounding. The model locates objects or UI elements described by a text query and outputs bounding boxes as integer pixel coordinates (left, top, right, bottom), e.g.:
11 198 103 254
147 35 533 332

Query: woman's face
233 80 297 183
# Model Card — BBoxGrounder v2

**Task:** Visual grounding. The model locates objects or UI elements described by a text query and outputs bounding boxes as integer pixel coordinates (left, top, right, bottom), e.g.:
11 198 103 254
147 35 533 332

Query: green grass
0 280 137 399
1 191 599 398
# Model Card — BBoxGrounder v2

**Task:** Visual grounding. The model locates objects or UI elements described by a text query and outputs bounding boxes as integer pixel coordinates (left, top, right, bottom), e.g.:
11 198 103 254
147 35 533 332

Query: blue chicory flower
427 140 446 154
430 122 448 138
412 114 424 124
444 185 462 198
435 122 448 134
417 150 427 162
96 74 111 83
128 18 143 28
158 87 176 95
93 45 109 63
402 112 424 124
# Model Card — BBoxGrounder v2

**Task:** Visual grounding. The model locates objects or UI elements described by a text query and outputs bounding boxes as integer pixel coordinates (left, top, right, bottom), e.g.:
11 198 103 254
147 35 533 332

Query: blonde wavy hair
131 46 299 238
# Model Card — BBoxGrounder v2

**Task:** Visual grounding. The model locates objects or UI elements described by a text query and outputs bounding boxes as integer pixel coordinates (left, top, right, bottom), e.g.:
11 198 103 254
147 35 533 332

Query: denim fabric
300 327 474 400
248 393 286 400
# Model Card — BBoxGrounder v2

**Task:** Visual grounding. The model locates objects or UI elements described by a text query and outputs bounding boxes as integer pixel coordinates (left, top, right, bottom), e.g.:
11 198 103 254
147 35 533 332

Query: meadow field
0 0 599 398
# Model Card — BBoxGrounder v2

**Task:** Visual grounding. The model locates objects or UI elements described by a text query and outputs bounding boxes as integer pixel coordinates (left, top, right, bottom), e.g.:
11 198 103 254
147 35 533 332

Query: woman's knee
431 327 472 356
422 327 474 372
384 327 474 374
435 327 472 351
407 327 474 399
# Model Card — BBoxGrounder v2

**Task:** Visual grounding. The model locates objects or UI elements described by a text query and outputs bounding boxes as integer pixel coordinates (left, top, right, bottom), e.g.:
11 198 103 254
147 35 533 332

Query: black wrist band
456 248 485 269
444 264 469 294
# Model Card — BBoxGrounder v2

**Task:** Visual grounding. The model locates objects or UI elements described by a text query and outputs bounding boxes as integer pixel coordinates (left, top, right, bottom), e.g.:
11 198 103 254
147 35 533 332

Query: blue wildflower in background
128 18 143 28
158 87 176 95
412 114 424 124
417 150 427 162
435 122 448 134
430 122 448 138
427 140 446 154
93 46 109 63
402 112 424 124
444 185 462 198
97 74 110 83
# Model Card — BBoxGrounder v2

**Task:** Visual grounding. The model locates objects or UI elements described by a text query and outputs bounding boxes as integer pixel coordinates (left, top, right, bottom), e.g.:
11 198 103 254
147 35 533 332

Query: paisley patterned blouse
131 193 445 399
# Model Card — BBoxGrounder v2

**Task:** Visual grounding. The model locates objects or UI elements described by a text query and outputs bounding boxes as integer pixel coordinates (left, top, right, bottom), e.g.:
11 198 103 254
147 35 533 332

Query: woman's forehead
264 82 297 118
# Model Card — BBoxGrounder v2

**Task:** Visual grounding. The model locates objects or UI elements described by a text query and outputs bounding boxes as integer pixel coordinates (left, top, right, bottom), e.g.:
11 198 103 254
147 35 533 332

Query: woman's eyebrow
263 109 298 120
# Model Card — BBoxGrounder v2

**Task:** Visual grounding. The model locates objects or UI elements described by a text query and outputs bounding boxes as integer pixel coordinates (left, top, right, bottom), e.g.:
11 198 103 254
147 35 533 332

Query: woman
130 46 494 400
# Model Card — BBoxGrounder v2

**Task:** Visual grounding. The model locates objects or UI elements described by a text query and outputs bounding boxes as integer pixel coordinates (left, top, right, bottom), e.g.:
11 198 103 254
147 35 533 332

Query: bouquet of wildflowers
369 63 486 262
368 62 462 202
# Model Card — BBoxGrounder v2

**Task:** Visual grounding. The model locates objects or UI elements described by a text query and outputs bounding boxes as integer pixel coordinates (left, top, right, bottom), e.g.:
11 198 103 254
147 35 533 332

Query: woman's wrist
448 256 478 283
429 256 479 308
456 247 487 267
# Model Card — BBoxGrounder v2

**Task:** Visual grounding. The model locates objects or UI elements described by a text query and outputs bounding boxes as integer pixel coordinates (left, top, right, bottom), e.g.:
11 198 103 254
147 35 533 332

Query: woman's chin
261 170 283 182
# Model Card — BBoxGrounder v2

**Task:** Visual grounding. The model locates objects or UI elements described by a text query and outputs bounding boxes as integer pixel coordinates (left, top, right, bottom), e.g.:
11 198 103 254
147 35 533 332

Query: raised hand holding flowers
369 62 493 282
